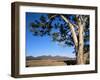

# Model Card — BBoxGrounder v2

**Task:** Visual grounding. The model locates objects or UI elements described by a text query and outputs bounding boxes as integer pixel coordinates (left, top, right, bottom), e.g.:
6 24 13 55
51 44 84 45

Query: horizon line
26 55 76 58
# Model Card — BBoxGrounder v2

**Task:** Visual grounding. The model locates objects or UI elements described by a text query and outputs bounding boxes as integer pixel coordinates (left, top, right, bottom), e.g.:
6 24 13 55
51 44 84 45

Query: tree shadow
64 60 76 65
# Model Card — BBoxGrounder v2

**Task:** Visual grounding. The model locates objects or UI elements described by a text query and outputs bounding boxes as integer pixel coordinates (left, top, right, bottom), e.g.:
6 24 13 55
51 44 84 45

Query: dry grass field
26 59 67 67
26 59 76 67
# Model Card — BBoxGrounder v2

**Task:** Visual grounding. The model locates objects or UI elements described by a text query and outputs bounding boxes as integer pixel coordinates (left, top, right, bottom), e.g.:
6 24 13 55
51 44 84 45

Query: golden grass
26 59 67 67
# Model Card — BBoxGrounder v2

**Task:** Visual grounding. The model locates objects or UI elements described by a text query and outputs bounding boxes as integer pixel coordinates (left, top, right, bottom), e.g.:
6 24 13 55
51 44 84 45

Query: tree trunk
84 52 89 64
77 22 84 64
60 15 85 64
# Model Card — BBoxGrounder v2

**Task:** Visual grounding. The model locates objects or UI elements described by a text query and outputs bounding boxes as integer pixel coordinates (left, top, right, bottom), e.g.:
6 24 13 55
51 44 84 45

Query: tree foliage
29 13 90 64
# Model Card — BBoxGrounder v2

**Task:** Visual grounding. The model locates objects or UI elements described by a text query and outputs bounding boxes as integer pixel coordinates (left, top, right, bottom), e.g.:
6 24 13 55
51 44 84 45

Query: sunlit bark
60 15 85 64
60 15 78 48
77 22 84 64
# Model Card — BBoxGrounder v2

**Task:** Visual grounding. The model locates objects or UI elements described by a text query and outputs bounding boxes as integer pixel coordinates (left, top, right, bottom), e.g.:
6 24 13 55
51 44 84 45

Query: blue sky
25 12 75 58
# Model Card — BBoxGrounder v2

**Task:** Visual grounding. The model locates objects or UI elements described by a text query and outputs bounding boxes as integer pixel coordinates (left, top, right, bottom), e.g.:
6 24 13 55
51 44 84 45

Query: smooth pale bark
60 15 85 64
60 15 78 48
77 22 84 64
60 15 79 64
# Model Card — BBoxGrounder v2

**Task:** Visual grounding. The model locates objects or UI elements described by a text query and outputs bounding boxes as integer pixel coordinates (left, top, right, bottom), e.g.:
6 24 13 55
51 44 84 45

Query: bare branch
72 23 78 28
83 16 88 28
60 15 78 47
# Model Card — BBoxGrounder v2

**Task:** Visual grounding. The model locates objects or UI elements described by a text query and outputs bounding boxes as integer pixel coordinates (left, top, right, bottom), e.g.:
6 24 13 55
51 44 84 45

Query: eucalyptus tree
29 13 89 64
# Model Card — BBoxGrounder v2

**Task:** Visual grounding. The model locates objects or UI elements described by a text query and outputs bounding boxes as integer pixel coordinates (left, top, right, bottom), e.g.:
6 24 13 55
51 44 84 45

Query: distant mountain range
26 55 75 61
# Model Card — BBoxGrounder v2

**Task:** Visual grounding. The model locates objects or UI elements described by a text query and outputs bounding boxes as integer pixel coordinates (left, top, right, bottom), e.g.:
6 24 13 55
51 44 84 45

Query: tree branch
60 15 78 47
47 15 57 22
83 17 88 26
